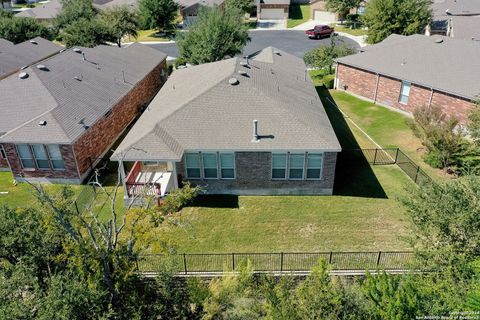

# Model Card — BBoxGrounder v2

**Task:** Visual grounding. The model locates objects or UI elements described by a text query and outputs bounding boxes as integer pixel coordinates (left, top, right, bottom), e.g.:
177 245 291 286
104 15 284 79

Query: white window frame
271 153 287 180
46 145 65 171
16 144 35 169
288 153 305 180
306 153 324 180
219 152 236 180
202 152 218 179
184 152 202 179
31 144 50 170
399 81 411 105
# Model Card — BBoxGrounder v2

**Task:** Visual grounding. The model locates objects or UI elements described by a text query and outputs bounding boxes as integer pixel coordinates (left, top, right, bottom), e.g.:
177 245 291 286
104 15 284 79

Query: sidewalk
291 20 367 47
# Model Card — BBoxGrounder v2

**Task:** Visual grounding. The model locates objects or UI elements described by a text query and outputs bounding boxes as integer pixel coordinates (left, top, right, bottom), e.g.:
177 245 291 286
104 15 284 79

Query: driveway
256 19 287 30
145 30 360 59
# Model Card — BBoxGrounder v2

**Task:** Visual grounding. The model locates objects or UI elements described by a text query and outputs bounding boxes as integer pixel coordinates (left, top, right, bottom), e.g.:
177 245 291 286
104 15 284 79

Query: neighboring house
112 47 341 204
0 37 62 80
176 0 224 25
93 0 138 10
309 0 366 24
0 43 168 183
335 34 479 122
427 0 480 40
15 0 62 22
257 0 289 20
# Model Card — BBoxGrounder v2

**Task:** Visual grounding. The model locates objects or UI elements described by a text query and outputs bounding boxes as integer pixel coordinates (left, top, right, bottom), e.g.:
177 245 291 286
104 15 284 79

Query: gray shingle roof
0 43 167 144
15 0 62 20
431 0 480 40
113 47 341 162
336 34 480 100
93 0 138 10
0 37 62 79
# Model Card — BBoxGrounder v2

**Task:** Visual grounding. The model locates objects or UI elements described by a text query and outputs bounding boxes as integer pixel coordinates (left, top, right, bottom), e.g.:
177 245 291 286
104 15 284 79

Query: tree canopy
139 0 178 33
224 0 254 14
55 0 97 29
326 0 361 18
61 18 114 48
0 16 54 44
303 38 355 73
177 7 250 65
100 6 140 47
361 0 432 44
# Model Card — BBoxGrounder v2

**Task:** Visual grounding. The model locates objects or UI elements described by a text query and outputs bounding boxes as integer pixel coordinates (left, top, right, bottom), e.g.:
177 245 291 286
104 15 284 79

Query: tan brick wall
176 151 337 195
4 143 80 181
73 61 167 180
336 64 475 122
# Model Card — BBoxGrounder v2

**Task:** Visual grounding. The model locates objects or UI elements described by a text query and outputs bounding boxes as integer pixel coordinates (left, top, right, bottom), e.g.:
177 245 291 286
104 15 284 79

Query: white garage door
260 8 285 20
313 10 336 23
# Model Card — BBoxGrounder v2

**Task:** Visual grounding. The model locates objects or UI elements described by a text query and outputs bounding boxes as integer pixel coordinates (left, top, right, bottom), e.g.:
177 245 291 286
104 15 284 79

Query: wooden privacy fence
137 251 416 275
344 148 432 185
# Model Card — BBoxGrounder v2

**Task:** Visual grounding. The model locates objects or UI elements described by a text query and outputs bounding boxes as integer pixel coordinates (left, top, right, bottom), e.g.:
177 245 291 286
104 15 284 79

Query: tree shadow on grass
317 86 388 199
189 195 239 208
289 4 304 20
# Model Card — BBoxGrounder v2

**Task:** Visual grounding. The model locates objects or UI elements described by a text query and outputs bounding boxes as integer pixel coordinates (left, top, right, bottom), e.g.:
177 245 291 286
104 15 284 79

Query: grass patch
128 29 171 43
287 4 310 28
332 24 367 36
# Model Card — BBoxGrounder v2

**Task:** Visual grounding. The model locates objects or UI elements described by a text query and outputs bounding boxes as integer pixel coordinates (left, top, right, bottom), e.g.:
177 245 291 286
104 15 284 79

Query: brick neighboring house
335 34 479 123
112 47 341 203
0 43 167 183
257 0 290 20
0 37 62 80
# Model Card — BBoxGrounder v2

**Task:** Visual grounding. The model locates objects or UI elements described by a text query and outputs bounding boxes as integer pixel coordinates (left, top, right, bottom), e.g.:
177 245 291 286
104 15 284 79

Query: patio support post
119 160 127 198
172 162 178 189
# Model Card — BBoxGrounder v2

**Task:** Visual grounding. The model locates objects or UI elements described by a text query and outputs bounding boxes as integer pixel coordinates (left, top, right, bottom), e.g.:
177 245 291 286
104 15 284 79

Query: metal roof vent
73 48 82 53
238 70 248 77
36 64 48 71
273 50 281 56
38 120 47 126
18 72 29 79
228 77 239 85
434 38 444 44
20 65 28 70
240 61 248 67
29 40 38 45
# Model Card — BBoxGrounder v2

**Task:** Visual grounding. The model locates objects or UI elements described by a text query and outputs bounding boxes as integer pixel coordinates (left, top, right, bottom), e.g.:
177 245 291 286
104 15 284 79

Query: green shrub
174 57 187 69
423 151 443 169
323 74 335 89
159 182 201 215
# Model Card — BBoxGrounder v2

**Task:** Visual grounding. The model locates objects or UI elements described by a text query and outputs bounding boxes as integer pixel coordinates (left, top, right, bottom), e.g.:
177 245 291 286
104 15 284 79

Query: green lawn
127 30 171 43
287 4 310 28
332 24 367 36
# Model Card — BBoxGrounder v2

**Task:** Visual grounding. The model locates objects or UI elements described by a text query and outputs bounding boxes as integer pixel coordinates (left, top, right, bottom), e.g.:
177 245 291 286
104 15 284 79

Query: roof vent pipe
252 120 259 142
18 72 29 79
228 77 239 85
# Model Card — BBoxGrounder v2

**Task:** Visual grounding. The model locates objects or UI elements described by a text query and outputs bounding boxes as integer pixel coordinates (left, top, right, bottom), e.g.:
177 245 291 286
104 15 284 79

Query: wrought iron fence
137 251 416 274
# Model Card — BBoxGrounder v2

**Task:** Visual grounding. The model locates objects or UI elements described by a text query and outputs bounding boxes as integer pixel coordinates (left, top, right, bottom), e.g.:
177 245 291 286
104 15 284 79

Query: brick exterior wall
73 61 167 181
336 63 475 122
176 151 337 195
2 60 167 183
0 144 9 170
3 143 80 182
259 3 289 17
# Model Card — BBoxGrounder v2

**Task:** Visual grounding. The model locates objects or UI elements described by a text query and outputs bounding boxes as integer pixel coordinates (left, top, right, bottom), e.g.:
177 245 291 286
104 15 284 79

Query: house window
47 145 65 170
306 153 323 179
0 145 6 160
17 144 35 169
289 153 305 180
31 145 50 169
399 81 411 104
272 153 287 179
220 153 235 179
185 153 201 178
202 153 218 179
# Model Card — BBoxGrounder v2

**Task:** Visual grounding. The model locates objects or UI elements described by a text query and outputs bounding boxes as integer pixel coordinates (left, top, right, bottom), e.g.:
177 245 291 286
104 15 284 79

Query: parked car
305 25 335 39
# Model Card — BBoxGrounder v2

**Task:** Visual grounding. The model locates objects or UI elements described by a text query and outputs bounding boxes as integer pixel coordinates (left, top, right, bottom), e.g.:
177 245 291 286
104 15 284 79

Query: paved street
145 30 360 59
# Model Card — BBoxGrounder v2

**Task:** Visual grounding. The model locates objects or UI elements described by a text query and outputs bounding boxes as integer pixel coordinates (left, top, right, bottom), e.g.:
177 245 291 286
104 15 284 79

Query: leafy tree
303 38 355 74
326 0 361 20
61 18 114 48
55 0 97 29
262 276 299 320
101 6 140 47
177 7 250 64
139 0 178 33
361 0 432 44
225 0 254 14
468 97 480 146
0 7 12 16
0 17 55 44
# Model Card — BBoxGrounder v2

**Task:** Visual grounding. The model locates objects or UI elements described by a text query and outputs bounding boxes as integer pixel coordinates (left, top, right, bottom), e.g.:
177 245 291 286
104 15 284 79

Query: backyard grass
287 4 310 28
127 30 171 43
332 24 367 37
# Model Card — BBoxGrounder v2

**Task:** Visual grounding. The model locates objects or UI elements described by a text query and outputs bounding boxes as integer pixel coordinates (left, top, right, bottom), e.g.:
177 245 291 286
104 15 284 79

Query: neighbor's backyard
0 71 437 254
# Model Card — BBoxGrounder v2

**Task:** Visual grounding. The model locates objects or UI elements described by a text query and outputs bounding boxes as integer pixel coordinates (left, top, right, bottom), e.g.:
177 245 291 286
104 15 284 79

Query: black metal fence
346 148 431 185
137 251 416 274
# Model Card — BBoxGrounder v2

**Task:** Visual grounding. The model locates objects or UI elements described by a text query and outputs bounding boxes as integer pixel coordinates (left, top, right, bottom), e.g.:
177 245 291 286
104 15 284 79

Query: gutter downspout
428 88 434 107
334 63 339 89
373 73 380 104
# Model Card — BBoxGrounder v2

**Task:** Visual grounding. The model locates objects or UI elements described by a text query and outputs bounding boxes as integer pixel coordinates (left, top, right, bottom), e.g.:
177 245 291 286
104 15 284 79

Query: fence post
414 166 420 183
329 251 333 264
395 148 400 164
280 252 284 272
183 253 187 275
376 251 382 267
232 253 235 271
373 148 378 164
74 201 80 215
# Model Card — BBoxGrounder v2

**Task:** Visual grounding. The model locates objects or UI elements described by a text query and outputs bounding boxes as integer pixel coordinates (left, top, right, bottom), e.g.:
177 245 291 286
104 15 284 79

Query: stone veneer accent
176 151 338 195
336 63 475 123
3 60 167 183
